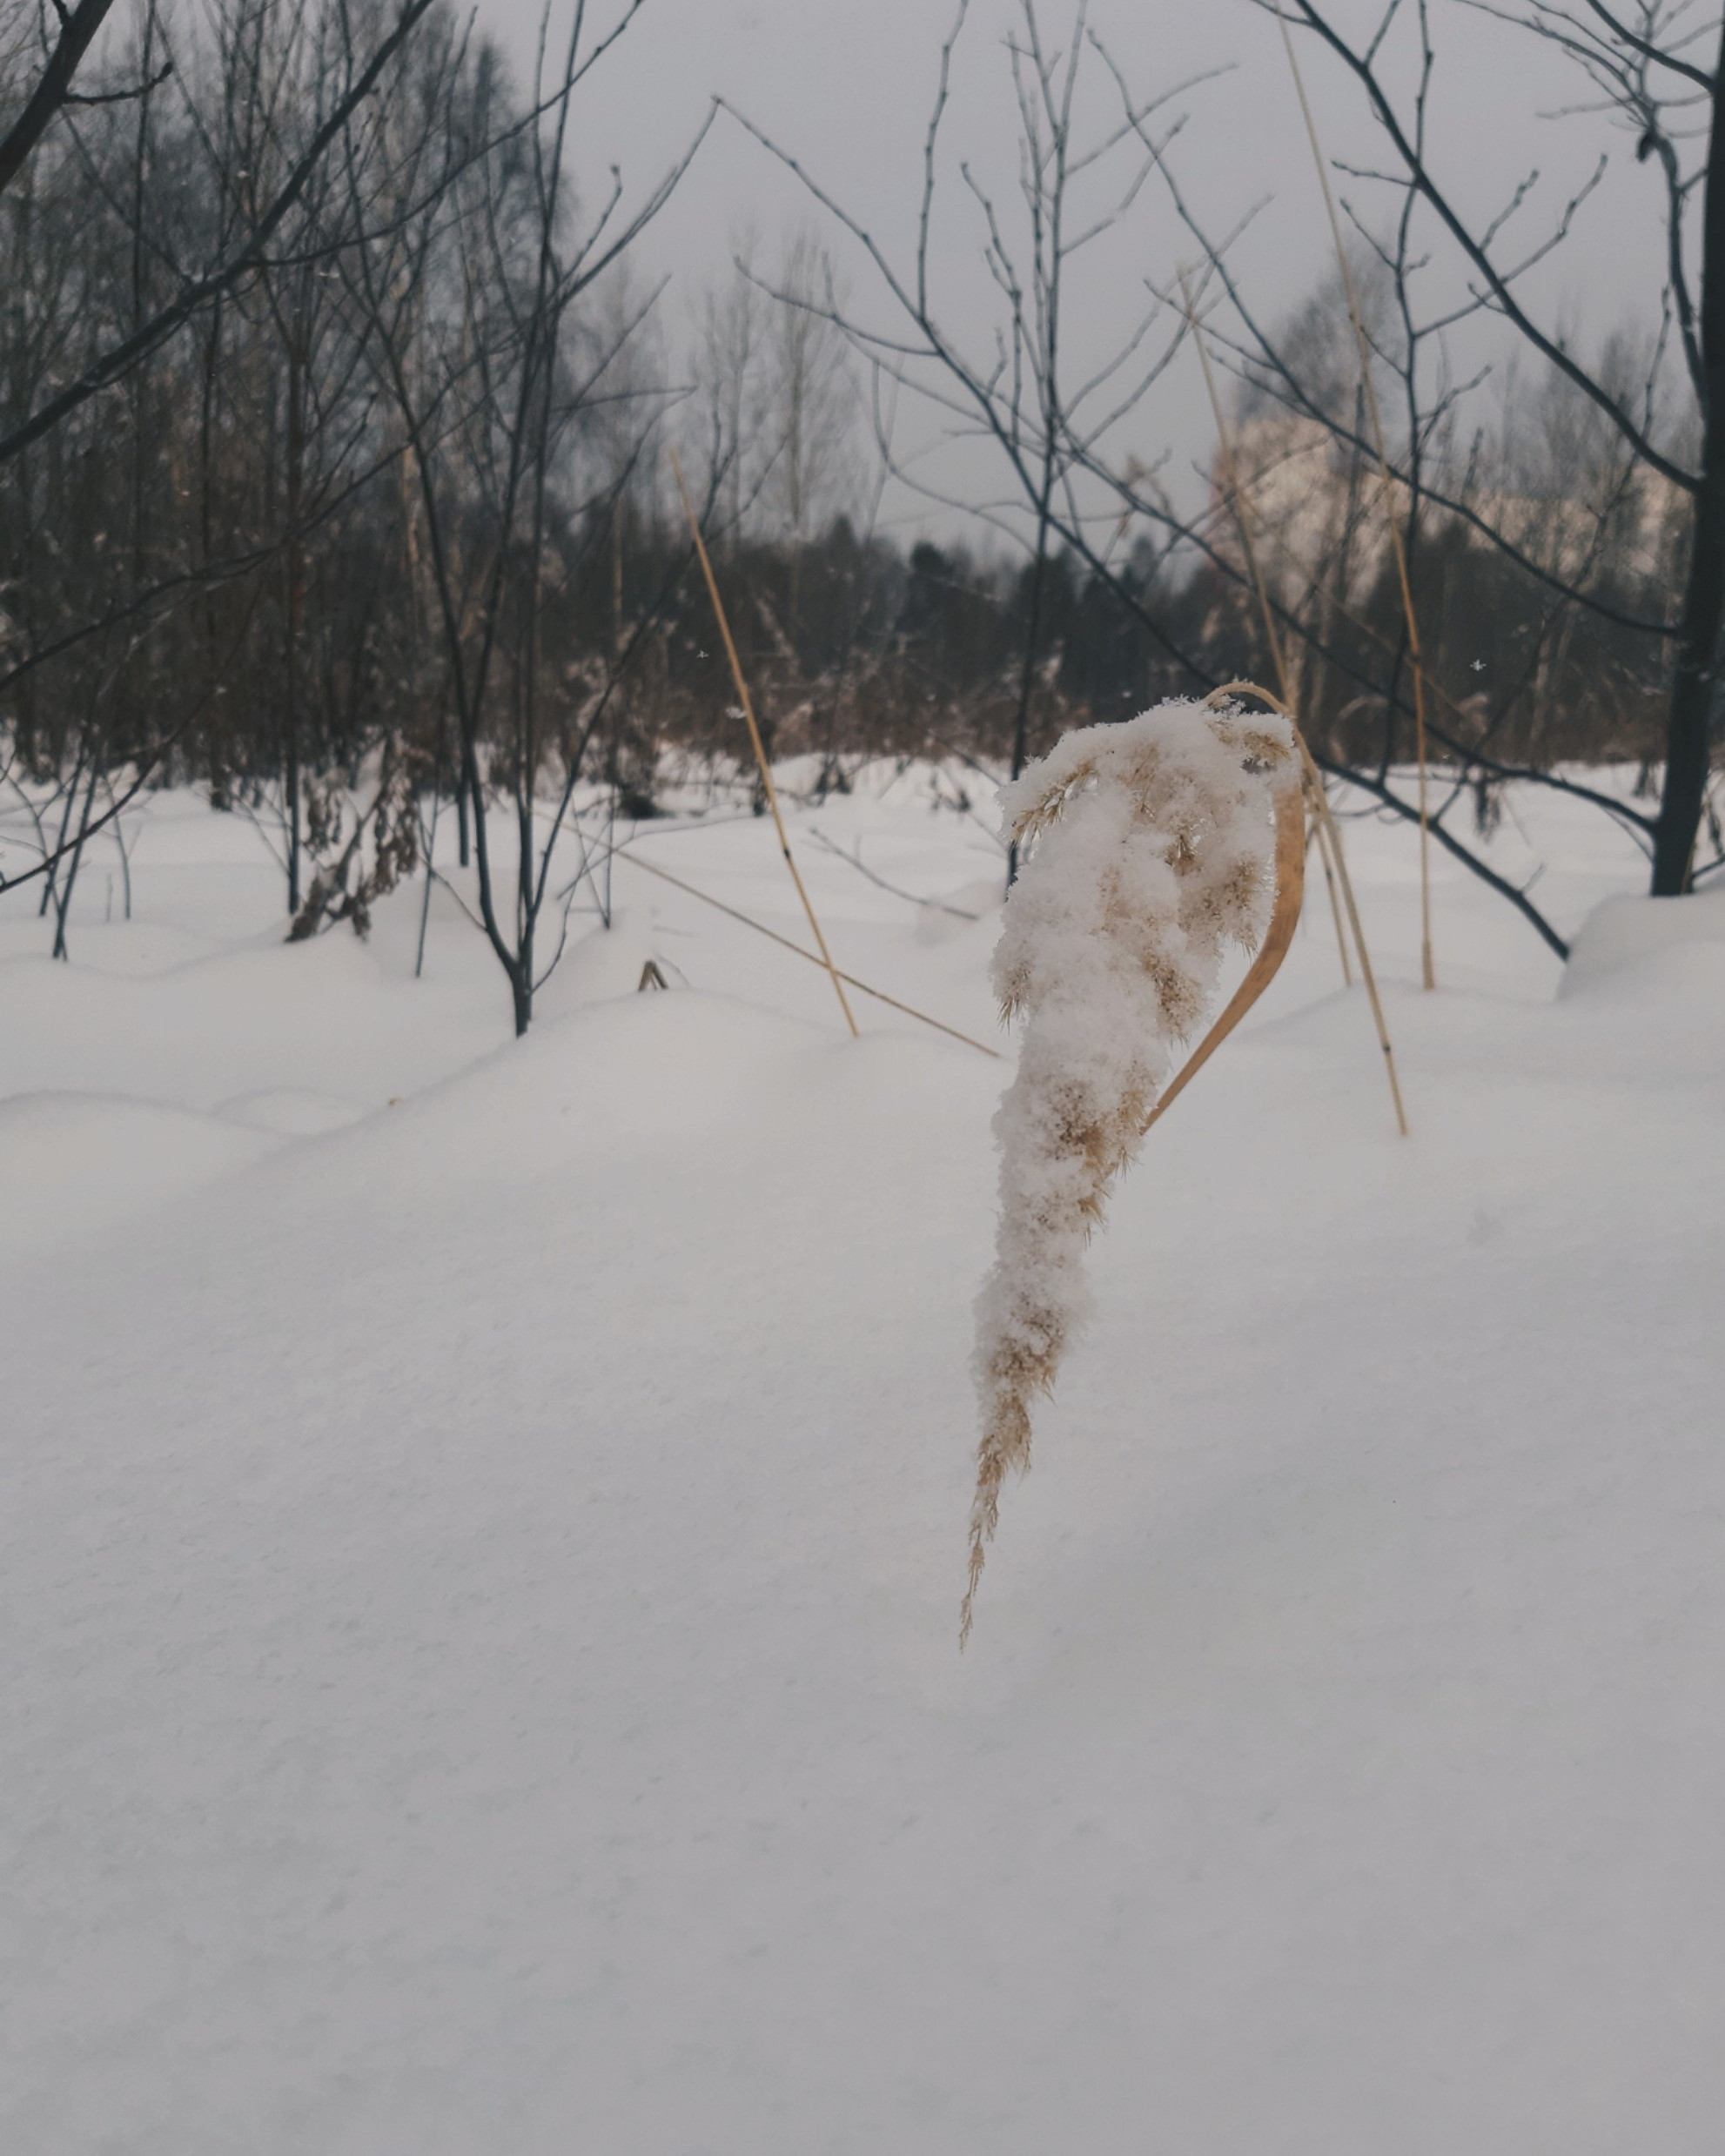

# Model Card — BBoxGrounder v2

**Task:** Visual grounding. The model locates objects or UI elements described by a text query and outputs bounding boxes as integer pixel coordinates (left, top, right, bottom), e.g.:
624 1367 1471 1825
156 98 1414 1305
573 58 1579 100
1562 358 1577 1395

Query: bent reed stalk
1203 684 1408 1138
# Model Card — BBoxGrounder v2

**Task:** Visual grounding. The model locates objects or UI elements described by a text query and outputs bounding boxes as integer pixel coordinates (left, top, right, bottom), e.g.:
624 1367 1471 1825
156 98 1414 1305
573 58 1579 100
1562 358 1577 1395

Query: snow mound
215 1087 369 1136
542 911 672 1010
0 1092 274 1255
916 876 1004 944
0 905 512 1114
6 774 1725 2152
0 921 219 976
1559 887 1725 996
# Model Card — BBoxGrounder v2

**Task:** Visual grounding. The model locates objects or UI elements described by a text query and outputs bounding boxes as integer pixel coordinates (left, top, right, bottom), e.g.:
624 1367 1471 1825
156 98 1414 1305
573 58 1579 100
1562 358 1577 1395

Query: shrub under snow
964 697 1297 1641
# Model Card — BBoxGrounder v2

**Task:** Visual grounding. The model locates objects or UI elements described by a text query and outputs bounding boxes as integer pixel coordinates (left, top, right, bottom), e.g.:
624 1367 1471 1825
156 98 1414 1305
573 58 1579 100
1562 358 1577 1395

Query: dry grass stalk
1308 796 1353 984
1178 283 1409 1138
963 698 1299 1644
1205 681 1409 1138
1273 0 1436 991
1179 268 1353 987
668 449 860 1038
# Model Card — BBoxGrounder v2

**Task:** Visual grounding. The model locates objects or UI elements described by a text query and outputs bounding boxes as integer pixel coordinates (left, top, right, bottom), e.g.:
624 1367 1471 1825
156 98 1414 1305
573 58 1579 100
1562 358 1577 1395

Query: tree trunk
285 337 305 912
1653 28 1725 896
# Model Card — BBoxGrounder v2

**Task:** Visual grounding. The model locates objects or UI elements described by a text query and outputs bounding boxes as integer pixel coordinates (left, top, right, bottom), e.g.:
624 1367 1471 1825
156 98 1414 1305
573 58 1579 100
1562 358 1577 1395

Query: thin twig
590 831 1000 1058
807 829 983 919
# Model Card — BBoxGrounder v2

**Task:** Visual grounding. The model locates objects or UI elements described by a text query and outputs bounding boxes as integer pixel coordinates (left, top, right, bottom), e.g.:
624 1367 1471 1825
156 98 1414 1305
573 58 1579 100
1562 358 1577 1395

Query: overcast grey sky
480 0 1687 547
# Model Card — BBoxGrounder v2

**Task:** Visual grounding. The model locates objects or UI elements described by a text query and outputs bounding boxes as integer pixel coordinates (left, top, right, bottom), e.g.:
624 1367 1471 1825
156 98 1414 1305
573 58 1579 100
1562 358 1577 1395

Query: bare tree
726 0 1212 880
1244 0 1724 896
0 0 137 205
345 0 709 1033
0 0 440 469
0 0 452 920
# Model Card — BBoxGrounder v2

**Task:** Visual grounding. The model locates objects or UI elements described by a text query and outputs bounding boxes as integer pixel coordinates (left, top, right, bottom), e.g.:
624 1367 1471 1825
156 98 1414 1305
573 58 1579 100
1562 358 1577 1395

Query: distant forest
3 0 1717 978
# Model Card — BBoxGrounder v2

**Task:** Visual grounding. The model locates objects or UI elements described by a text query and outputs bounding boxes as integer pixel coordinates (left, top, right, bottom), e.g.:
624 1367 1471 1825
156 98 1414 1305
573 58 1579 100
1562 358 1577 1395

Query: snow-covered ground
3 763 1722 2153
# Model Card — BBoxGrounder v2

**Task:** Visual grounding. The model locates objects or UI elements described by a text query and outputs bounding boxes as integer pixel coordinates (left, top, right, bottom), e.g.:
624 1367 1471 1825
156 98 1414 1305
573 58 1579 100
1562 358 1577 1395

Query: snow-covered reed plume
964 697 1296 1642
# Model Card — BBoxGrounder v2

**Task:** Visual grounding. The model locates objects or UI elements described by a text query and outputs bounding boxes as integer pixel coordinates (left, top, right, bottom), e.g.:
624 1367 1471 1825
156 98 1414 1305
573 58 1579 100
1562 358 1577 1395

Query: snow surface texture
970 701 1293 1637
4 767 1724 2153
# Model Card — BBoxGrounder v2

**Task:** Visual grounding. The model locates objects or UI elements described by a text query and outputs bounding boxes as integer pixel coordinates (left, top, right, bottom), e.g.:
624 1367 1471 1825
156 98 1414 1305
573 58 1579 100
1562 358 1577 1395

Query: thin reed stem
1208 682 1410 1137
668 449 860 1038
1180 270 1353 989
1181 273 1407 1135
1274 0 1436 990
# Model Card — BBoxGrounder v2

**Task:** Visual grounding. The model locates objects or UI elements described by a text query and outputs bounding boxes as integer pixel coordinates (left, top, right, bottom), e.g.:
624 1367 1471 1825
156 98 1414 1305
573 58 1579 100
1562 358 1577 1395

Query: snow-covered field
3 763 1722 2153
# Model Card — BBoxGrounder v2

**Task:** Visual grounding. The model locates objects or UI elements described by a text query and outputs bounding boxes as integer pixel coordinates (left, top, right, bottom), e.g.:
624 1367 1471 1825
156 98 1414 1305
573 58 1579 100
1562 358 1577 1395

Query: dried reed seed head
963 700 1294 1644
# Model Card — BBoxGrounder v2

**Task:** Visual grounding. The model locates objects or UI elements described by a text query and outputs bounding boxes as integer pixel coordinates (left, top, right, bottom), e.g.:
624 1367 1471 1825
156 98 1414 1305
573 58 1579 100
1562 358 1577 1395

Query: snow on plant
963 697 1296 1642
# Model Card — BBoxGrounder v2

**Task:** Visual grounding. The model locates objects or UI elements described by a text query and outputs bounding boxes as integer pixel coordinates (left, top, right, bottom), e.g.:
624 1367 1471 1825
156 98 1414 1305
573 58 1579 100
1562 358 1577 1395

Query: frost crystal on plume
963 698 1294 1642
